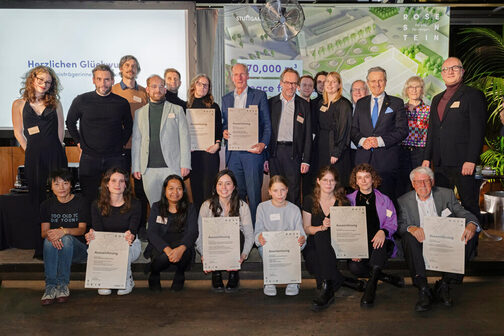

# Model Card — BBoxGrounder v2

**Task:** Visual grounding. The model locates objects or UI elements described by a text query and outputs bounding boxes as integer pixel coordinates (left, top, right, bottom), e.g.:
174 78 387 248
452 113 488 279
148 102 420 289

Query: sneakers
41 287 57 306
55 284 70 303
263 284 277 296
117 276 135 295
285 284 300 296
98 289 112 296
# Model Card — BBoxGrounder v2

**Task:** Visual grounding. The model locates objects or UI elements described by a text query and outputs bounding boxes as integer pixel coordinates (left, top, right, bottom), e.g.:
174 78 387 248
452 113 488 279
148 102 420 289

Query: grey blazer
131 101 191 174
397 186 479 236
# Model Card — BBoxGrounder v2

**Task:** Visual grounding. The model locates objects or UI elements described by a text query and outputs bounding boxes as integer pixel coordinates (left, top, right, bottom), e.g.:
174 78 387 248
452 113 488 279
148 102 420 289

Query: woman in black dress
313 72 352 188
145 175 198 291
12 66 67 204
186 74 223 210
302 166 350 311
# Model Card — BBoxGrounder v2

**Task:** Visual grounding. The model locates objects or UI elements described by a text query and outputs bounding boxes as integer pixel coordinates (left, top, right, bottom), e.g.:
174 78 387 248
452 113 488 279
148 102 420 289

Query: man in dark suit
422 57 487 219
351 67 408 201
222 63 271 223
398 166 479 312
265 68 312 206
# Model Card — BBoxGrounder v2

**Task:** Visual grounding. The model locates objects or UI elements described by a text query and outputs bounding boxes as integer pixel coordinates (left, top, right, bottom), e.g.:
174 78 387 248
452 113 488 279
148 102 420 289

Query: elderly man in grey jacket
398 166 479 313
132 75 191 205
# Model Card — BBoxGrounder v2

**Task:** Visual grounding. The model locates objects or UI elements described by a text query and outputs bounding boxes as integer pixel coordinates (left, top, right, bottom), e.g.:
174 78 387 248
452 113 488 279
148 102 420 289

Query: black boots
312 280 335 312
148 272 162 292
379 272 405 288
171 270 185 291
211 271 225 293
415 286 433 312
434 279 453 307
360 266 381 306
225 271 240 293
342 276 366 292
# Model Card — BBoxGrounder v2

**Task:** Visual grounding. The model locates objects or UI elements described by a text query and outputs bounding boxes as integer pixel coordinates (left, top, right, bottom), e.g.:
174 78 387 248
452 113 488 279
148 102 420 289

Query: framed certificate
262 231 302 285
85 232 129 289
202 216 241 271
228 106 258 151
330 206 368 259
186 108 215 151
422 216 465 274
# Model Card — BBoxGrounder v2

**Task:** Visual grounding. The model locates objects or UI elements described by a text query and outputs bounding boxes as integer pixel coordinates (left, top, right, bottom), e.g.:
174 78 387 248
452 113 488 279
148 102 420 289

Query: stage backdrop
224 5 449 103
0 7 189 129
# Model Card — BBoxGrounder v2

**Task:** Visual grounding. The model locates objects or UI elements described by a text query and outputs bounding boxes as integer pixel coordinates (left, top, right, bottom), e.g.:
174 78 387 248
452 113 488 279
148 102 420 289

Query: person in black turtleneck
164 68 186 112
186 74 223 210
131 75 191 207
422 57 487 219
66 64 132 205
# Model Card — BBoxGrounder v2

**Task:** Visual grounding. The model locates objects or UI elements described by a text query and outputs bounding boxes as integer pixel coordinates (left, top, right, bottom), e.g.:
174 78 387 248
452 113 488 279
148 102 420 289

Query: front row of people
40 164 479 314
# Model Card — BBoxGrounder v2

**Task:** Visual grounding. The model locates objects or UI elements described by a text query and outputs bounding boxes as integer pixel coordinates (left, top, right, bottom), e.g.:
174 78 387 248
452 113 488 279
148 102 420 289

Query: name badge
296 115 304 124
133 96 142 103
27 126 40 135
386 209 393 218
320 106 328 112
441 208 452 217
156 216 168 224
249 105 258 111
168 113 175 119
450 101 460 108
269 213 281 221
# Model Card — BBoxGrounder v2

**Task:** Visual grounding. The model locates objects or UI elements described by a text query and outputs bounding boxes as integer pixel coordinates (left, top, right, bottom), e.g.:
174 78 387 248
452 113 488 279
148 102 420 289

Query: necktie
371 97 379 128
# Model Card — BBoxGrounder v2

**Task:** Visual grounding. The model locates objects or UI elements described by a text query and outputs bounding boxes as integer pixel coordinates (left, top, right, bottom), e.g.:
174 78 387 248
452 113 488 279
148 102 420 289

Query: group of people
11 54 486 313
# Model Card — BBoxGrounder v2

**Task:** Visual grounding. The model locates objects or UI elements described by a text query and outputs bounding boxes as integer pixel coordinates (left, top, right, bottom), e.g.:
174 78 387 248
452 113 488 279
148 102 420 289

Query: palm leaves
481 137 504 176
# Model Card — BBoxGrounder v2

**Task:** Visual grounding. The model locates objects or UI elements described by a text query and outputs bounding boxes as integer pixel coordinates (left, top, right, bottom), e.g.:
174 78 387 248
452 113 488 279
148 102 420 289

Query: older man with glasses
422 57 487 220
398 166 480 312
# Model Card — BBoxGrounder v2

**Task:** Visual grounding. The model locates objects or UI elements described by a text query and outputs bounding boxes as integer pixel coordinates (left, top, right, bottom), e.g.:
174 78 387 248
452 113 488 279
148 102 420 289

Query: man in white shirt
397 166 479 312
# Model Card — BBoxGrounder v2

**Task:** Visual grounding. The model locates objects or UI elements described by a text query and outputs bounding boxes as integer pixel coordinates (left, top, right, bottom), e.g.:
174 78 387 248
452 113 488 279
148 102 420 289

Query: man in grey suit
132 75 191 205
398 166 479 312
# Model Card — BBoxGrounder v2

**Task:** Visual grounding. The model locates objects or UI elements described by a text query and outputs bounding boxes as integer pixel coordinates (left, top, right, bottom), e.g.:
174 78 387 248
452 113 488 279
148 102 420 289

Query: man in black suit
351 66 408 201
265 68 312 206
422 57 487 219
398 166 479 312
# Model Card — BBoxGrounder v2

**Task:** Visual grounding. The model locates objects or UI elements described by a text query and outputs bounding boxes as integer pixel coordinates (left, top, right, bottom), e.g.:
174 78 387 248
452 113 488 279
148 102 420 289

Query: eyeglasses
408 86 422 90
320 178 336 184
412 179 432 186
282 81 298 86
35 76 52 86
441 65 463 73
196 81 209 88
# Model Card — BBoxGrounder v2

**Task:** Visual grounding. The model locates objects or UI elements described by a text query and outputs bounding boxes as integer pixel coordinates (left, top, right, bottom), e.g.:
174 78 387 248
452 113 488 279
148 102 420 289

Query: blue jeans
43 235 87 288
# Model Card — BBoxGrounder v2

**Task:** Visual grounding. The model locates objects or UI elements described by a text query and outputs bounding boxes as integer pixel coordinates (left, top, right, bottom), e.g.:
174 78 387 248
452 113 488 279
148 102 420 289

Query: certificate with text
228 107 258 151
330 206 368 259
422 216 465 274
202 217 241 271
186 108 215 151
262 231 302 285
85 232 129 289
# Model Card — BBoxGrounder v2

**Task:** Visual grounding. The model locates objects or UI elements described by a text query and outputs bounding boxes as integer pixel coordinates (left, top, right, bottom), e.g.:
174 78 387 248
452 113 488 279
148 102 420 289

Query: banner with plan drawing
224 5 449 103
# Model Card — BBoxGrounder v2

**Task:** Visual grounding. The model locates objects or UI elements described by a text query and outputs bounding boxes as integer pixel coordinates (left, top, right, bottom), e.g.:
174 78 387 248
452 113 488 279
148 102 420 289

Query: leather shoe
171 271 185 292
311 280 335 312
434 280 453 307
342 276 366 292
211 271 225 293
225 271 240 293
360 266 380 307
148 273 162 292
415 287 433 312
379 272 405 288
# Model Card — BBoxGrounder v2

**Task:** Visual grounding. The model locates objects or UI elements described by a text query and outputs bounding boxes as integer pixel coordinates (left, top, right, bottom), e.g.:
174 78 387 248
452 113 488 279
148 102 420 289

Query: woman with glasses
12 66 67 205
397 76 430 197
186 74 223 210
312 72 352 190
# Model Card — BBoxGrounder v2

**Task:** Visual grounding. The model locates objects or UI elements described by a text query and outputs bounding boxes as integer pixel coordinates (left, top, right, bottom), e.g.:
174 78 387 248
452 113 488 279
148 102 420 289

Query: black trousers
124 149 148 232
347 240 394 277
402 233 478 286
434 166 481 220
377 171 398 208
397 146 424 199
190 151 220 211
302 229 344 286
150 247 194 275
269 144 302 207
79 153 127 205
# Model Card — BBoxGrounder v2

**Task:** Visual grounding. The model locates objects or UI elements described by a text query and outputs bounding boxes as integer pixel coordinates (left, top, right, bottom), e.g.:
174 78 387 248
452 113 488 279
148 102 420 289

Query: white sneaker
285 284 300 296
117 276 135 296
98 289 111 296
263 284 277 296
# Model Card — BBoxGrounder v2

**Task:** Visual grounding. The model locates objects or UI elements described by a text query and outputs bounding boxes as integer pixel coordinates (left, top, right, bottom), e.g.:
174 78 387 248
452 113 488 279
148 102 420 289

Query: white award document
186 108 215 151
228 107 258 151
330 206 368 259
85 232 129 289
202 216 241 271
422 216 465 274
262 231 301 285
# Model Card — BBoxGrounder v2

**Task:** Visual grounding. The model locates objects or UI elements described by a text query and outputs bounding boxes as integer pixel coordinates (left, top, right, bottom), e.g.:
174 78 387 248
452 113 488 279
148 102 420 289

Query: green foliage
481 137 504 175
